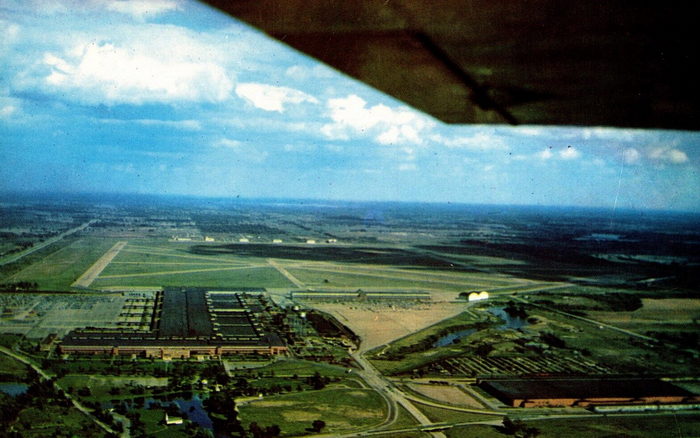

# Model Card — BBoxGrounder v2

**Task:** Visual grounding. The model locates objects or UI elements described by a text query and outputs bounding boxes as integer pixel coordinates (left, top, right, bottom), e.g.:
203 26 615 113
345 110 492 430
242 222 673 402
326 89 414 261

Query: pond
431 305 530 347
103 393 213 430
0 382 29 397
489 306 529 330
432 329 476 348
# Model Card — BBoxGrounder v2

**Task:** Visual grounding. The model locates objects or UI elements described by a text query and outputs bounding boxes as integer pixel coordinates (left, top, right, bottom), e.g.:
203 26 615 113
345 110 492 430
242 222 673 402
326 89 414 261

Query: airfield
1 199 699 437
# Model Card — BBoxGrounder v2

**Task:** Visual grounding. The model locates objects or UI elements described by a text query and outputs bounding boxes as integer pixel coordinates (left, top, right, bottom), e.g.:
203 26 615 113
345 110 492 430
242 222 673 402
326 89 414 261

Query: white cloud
559 146 580 160
215 138 243 149
538 148 553 160
40 41 233 105
235 83 318 112
581 126 641 142
649 147 689 164
514 126 544 137
214 138 268 163
285 64 334 81
105 0 182 19
113 163 136 174
398 163 417 171
622 147 641 164
283 143 317 153
0 105 17 118
100 118 201 130
321 94 434 145
433 132 509 151
1 20 20 52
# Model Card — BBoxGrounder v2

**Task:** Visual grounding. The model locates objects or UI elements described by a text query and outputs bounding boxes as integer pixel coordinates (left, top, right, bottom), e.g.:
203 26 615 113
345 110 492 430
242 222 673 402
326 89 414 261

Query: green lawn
253 359 352 377
92 266 294 288
239 388 386 436
136 408 191 437
0 354 30 380
287 267 504 291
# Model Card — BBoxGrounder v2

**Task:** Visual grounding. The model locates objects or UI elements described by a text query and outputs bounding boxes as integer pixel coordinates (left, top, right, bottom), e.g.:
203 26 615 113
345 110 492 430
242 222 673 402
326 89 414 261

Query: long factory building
479 377 700 408
60 289 287 359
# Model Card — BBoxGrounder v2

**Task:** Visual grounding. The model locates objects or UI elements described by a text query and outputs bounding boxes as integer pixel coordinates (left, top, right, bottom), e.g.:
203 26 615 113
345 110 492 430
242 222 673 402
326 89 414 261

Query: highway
349 352 448 438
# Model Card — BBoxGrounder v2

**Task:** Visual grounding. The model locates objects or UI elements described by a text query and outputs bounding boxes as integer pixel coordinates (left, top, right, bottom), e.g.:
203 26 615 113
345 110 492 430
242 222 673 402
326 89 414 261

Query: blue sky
1 0 699 212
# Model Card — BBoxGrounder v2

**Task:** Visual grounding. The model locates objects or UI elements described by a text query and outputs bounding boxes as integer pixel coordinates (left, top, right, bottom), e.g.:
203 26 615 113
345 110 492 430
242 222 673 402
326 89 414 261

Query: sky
1 0 699 212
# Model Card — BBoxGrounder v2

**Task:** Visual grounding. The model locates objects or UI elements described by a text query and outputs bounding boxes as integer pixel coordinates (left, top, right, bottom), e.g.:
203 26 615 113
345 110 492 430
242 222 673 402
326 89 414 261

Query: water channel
432 305 530 347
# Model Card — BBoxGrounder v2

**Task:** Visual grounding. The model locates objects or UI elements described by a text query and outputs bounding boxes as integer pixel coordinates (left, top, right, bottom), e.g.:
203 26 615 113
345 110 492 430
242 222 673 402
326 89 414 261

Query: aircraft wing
204 1 699 130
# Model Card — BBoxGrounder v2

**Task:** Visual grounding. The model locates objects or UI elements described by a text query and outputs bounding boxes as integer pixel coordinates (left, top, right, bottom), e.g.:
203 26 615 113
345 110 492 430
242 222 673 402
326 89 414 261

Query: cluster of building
290 289 431 302
60 289 287 359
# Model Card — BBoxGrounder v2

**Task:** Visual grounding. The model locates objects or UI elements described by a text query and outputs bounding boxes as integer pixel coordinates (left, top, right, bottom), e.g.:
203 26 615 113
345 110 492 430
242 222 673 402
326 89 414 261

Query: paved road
401 391 504 416
267 258 306 288
0 219 97 266
351 352 447 438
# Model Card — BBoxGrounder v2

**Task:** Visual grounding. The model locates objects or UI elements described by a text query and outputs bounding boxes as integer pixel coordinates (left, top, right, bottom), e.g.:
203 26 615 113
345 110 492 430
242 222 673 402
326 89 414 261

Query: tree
249 422 262 438
311 420 326 433
264 425 281 437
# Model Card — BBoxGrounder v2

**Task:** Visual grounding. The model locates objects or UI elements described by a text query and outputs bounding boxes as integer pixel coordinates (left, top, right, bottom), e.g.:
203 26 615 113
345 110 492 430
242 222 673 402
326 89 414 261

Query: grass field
0 354 30 380
446 414 700 438
88 240 295 289
588 298 700 330
284 260 517 291
5 237 120 290
251 359 354 377
13 405 109 437
136 408 190 437
238 388 386 436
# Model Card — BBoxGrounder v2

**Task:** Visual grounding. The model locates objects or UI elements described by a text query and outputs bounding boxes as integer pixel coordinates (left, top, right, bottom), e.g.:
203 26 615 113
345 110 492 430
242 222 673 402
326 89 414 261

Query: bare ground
309 302 466 352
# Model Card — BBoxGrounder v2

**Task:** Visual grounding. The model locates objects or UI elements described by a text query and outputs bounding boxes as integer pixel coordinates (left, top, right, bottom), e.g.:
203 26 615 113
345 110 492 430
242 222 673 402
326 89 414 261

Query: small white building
165 413 183 425
272 239 283 243
468 291 489 302
239 238 250 243
306 239 316 244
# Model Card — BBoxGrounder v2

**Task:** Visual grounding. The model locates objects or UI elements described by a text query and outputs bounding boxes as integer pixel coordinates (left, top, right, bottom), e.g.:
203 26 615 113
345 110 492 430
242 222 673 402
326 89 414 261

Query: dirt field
309 302 467 352
407 383 485 408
